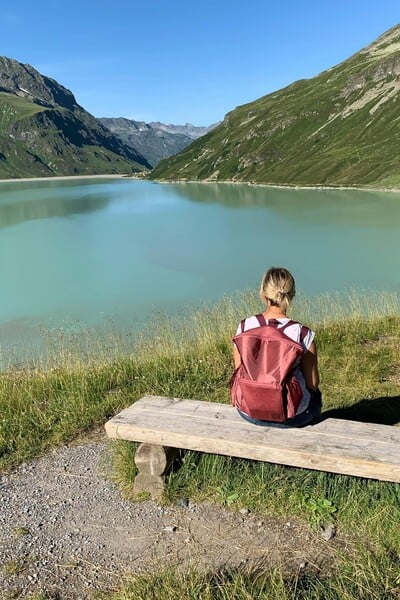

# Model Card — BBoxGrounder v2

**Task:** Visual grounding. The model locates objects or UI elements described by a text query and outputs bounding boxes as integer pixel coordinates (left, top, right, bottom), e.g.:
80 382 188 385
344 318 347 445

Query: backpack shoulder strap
280 320 310 348
255 313 267 327
266 317 279 328
279 319 295 333
237 314 268 335
257 316 294 332
300 325 309 341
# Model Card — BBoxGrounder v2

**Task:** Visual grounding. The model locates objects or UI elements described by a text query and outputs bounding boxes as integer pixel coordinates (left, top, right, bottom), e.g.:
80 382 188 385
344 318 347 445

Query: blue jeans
237 390 322 428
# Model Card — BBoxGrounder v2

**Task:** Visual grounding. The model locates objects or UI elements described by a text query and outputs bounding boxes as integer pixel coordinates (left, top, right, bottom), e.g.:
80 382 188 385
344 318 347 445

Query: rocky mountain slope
148 122 217 139
151 25 400 187
100 118 192 167
0 57 150 178
100 118 217 167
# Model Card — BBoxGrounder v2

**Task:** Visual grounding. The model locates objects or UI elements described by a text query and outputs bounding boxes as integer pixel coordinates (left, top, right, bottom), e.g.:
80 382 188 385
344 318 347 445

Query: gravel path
0 438 337 599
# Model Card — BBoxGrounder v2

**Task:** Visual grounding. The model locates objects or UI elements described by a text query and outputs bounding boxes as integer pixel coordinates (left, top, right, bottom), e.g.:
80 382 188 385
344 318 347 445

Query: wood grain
105 395 400 483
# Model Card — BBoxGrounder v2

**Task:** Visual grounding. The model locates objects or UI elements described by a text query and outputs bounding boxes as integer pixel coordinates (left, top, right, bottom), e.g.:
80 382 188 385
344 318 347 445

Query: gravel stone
321 524 337 541
0 439 337 599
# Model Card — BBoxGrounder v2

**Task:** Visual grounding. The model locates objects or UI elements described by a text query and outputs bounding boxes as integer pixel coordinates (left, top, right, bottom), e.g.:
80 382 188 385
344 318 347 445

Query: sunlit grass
1 289 399 599
1 289 399 470
111 559 400 600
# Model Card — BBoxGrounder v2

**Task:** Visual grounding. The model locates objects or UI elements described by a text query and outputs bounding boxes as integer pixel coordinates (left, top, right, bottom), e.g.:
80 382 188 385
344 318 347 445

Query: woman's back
231 267 321 427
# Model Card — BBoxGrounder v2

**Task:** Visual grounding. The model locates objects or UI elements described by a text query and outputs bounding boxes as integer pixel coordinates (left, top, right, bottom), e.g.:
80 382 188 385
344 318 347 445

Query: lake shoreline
0 174 128 184
150 177 400 194
1 173 399 194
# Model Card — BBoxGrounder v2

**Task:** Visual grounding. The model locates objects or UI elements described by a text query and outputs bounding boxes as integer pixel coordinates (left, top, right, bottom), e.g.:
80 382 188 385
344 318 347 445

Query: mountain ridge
100 117 193 167
151 25 400 188
147 122 217 139
100 118 217 167
0 57 150 178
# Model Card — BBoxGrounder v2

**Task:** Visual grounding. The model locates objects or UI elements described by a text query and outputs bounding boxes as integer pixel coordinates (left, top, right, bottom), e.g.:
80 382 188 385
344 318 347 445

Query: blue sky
2 1 399 125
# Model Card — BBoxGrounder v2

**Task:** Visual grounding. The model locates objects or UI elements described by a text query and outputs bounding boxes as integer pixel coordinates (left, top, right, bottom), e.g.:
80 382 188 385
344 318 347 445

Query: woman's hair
259 267 296 311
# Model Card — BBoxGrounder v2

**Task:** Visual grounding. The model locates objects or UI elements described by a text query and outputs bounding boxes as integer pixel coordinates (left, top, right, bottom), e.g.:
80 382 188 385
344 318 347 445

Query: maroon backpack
230 315 306 422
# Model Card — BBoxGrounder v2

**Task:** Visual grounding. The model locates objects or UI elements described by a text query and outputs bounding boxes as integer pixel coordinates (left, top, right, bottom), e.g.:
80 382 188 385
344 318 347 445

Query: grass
1 290 400 598
0 92 46 129
109 562 400 600
1 559 25 577
0 92 146 179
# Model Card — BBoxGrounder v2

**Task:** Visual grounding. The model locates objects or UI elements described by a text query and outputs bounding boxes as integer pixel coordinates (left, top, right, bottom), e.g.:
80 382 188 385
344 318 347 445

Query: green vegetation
0 61 150 178
0 92 45 129
0 94 147 178
110 560 400 600
1 290 399 598
0 92 52 178
151 26 400 188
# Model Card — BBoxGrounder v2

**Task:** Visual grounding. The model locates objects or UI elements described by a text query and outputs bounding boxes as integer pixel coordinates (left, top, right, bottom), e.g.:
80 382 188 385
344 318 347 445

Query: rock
163 526 177 533
321 524 336 541
177 497 189 508
239 508 250 515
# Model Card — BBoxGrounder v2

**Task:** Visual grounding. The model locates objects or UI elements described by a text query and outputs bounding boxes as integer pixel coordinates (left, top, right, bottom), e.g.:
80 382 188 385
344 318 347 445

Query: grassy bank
1 291 400 598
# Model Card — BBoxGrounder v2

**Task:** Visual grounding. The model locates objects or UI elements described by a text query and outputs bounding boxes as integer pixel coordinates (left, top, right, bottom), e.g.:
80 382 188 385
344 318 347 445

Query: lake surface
0 177 399 360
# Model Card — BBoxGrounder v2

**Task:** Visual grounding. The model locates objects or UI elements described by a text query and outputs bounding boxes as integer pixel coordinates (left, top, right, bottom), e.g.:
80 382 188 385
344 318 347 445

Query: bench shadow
321 395 400 426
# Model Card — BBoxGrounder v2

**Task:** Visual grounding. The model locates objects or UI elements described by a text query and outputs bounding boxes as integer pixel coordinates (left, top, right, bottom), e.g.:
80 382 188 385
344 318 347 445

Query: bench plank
105 395 400 483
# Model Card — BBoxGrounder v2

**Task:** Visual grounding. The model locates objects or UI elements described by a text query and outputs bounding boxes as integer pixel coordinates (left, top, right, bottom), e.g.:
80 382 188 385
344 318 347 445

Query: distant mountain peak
148 121 218 139
100 118 218 167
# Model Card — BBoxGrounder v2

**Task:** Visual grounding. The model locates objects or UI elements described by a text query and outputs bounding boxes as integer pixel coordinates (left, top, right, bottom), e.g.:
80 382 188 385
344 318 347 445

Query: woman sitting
232 267 322 427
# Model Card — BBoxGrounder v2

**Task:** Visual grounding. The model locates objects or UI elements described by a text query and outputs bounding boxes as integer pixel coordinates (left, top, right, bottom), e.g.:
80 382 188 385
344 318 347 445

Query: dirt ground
0 435 340 599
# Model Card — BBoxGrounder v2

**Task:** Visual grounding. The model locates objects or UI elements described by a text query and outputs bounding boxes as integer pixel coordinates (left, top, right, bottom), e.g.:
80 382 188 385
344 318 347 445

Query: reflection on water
0 192 111 229
0 177 399 363
0 177 125 229
170 182 400 228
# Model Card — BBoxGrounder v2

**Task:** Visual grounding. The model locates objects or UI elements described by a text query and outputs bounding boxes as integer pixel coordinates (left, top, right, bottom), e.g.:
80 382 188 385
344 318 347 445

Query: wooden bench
105 395 400 498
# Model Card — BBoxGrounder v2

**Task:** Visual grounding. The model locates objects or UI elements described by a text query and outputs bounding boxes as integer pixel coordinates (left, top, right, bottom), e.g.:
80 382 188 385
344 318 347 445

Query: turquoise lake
0 177 399 360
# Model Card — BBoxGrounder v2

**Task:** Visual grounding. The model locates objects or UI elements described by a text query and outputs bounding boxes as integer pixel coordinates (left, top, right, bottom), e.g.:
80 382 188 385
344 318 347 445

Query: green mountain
151 25 400 187
0 57 150 179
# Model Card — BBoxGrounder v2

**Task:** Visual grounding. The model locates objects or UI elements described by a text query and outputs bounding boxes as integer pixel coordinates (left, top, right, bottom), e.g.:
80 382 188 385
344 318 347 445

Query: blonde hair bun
259 267 296 310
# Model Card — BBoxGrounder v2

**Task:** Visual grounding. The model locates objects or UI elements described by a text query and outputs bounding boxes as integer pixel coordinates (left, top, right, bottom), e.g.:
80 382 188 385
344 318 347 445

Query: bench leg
133 443 177 499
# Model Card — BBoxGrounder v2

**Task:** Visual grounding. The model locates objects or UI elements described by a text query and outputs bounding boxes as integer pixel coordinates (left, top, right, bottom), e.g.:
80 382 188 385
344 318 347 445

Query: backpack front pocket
239 379 286 422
